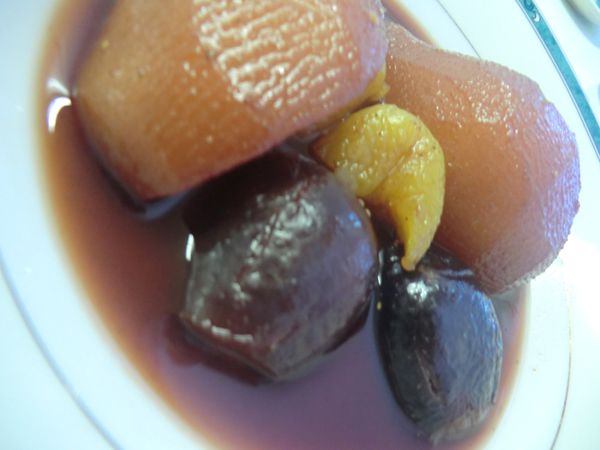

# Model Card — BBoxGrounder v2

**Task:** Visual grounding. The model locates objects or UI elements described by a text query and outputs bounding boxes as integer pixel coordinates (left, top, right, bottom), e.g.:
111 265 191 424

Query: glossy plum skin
180 151 379 381
377 244 503 443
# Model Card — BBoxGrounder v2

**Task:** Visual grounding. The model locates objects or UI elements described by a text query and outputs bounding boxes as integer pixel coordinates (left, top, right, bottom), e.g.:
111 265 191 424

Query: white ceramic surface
567 0 600 25
1 1 599 449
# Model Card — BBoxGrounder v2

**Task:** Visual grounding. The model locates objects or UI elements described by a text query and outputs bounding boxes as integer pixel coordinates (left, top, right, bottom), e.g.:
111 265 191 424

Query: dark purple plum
377 243 503 443
180 150 378 381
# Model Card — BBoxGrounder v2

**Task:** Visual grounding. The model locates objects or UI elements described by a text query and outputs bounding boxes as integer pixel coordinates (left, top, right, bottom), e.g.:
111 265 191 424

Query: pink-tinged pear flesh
385 22 580 293
75 0 388 199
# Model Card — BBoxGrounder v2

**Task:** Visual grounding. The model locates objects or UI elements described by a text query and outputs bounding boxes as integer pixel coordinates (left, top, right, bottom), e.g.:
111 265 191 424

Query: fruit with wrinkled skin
377 243 503 443
385 22 580 293
312 103 445 271
180 151 378 381
75 0 388 199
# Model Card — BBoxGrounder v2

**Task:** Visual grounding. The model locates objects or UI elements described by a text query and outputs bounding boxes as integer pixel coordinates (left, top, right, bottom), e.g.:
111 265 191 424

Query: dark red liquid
38 1 526 449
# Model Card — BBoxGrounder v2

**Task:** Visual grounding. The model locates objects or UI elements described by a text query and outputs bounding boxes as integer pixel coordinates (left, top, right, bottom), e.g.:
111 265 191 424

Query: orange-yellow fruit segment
312 104 445 270
384 22 580 292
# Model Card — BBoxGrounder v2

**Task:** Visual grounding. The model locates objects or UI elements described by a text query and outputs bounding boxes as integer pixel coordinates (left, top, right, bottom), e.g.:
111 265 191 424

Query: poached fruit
384 21 580 293
377 243 503 443
180 150 379 381
312 103 445 271
74 0 388 199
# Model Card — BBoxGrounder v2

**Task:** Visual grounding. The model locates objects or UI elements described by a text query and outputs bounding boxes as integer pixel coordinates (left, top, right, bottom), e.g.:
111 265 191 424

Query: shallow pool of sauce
38 1 526 449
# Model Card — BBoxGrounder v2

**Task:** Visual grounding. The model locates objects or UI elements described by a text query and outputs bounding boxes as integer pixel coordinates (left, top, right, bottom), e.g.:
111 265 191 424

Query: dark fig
180 150 378 381
377 243 503 443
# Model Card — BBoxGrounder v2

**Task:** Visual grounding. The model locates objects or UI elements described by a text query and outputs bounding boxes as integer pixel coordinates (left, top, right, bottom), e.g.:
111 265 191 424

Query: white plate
1 1 599 449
